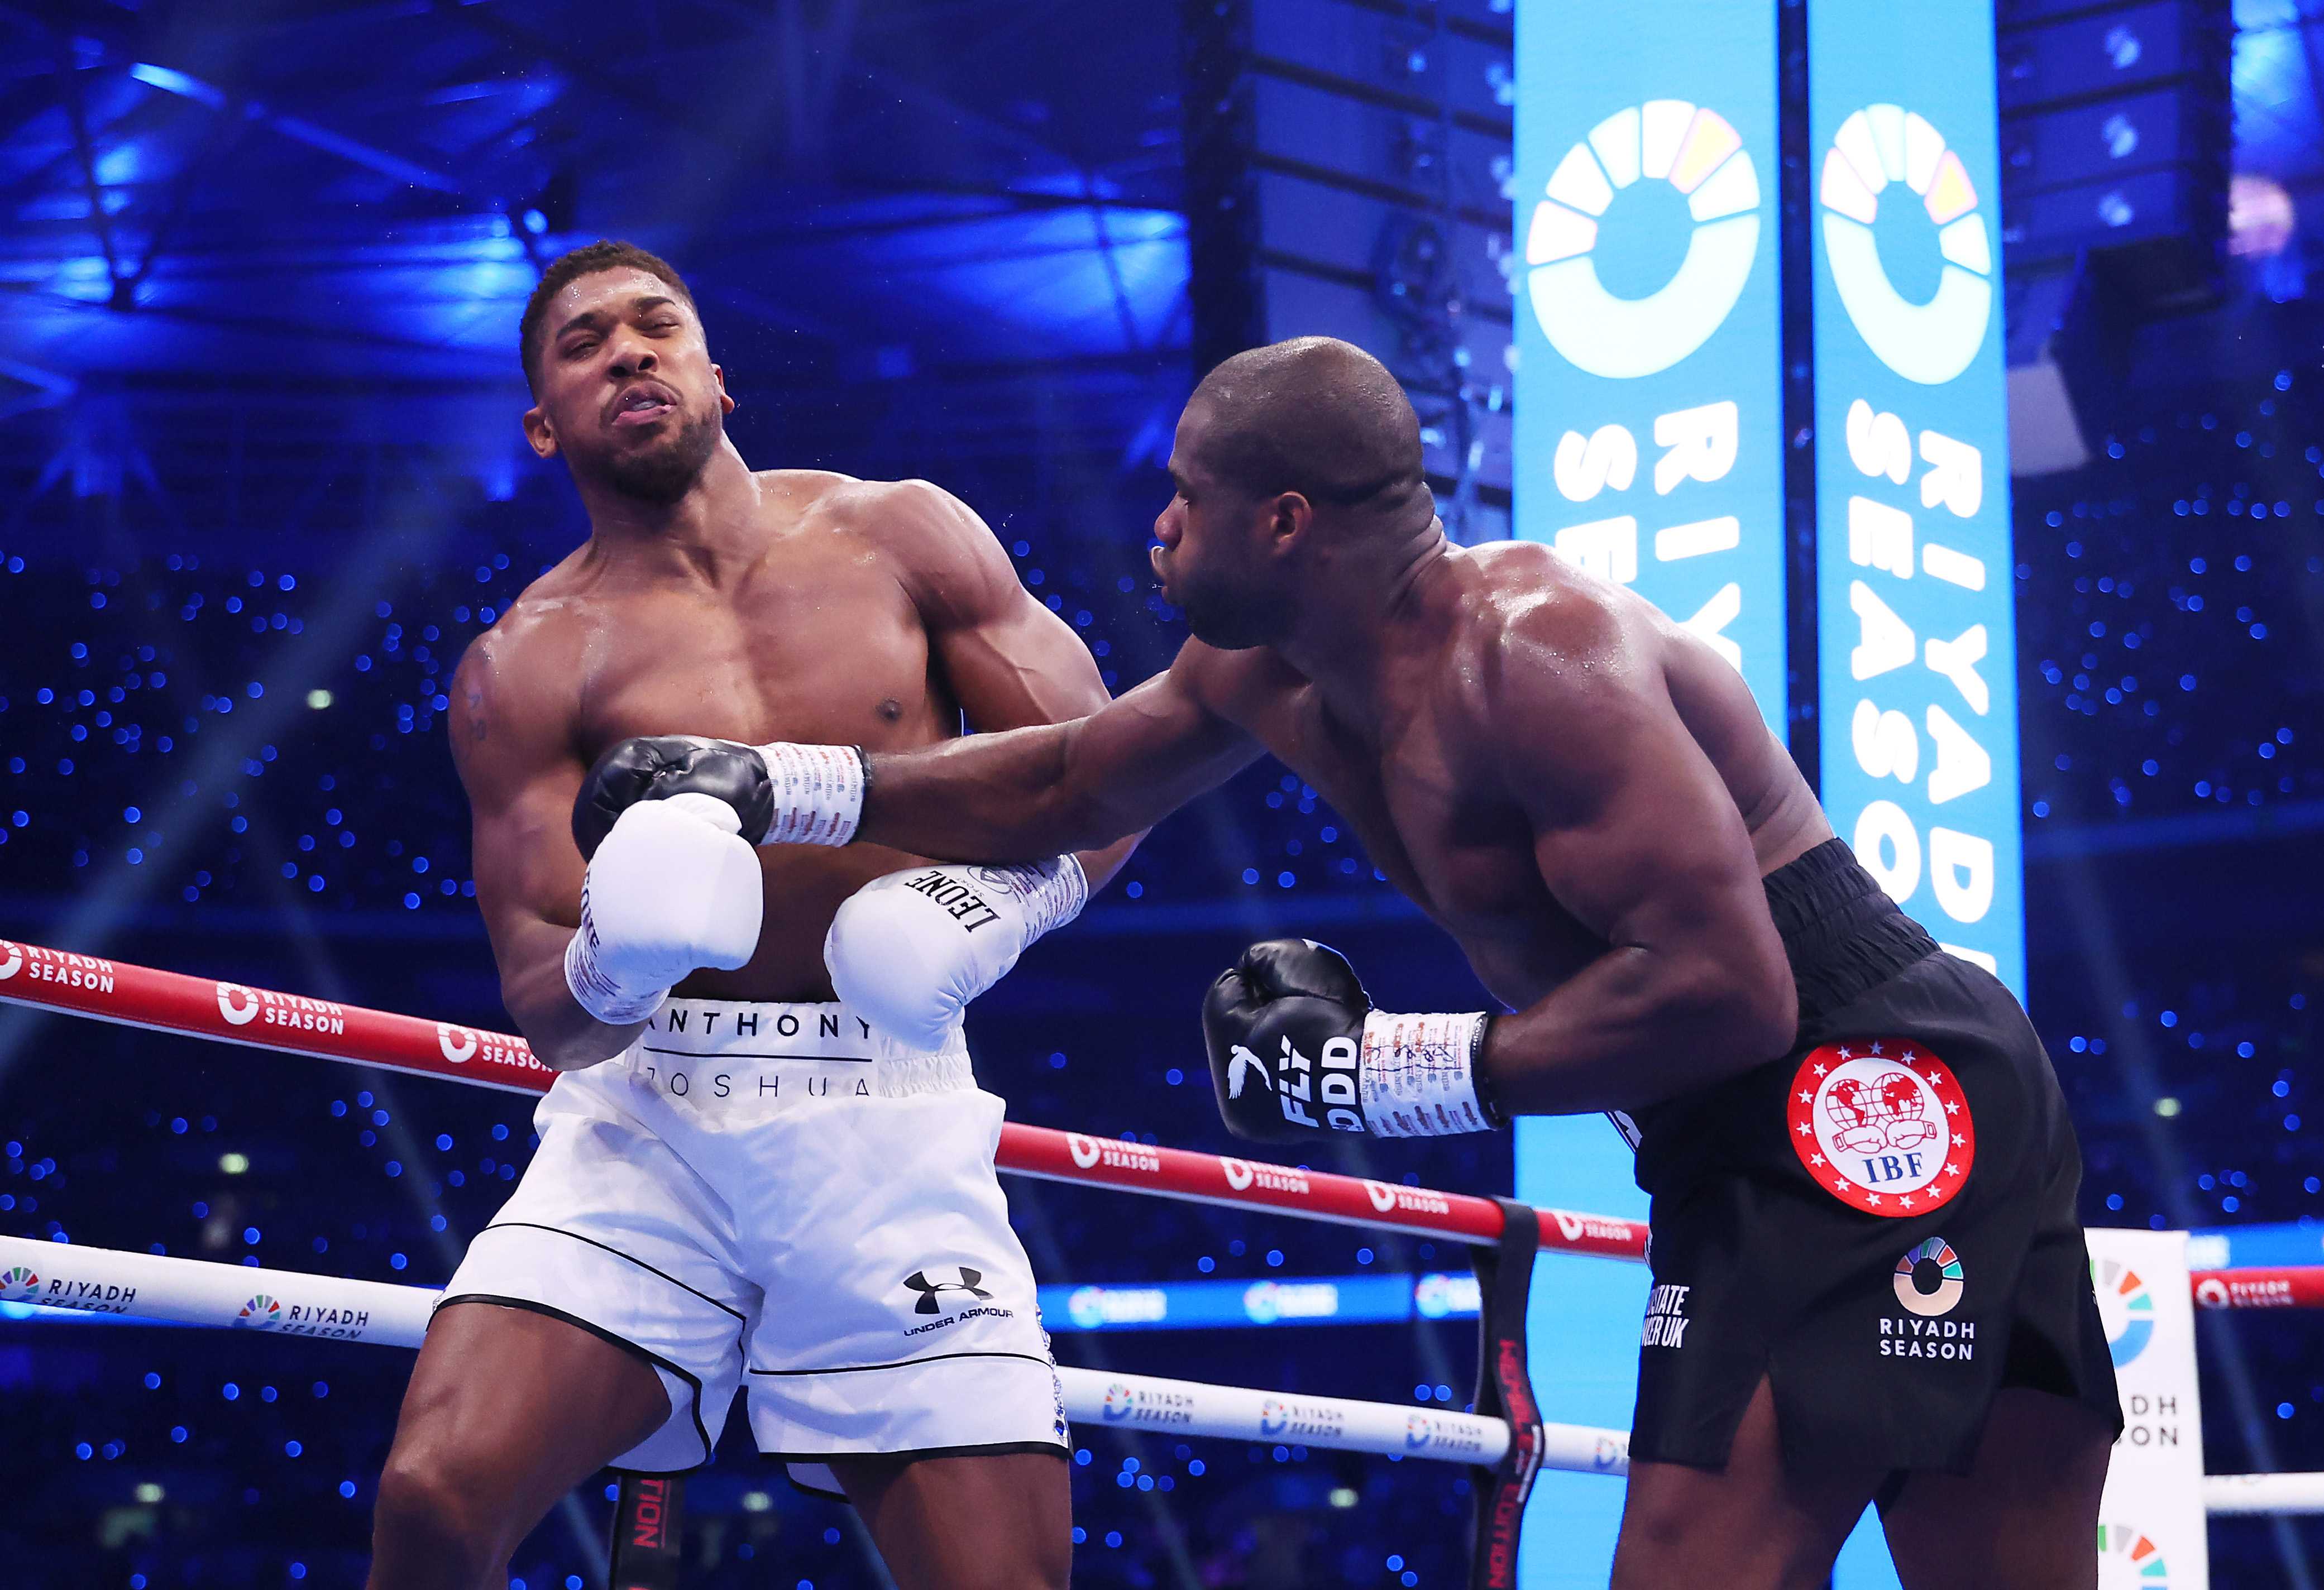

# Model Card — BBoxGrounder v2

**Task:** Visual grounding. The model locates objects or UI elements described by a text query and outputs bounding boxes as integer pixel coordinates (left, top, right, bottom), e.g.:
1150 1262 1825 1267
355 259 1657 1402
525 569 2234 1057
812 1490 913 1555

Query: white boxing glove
825 856 1088 1051
564 792 764 1027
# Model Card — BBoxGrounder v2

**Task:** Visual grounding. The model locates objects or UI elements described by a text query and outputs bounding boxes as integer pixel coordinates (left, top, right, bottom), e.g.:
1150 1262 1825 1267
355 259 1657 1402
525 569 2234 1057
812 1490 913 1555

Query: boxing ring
5 935 2324 1587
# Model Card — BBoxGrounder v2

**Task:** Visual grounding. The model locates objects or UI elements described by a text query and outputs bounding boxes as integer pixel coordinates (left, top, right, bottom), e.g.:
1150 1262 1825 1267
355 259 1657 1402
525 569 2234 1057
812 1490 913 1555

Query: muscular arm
873 480 1150 887
1478 607 1797 1114
854 642 1265 863
449 630 635 1071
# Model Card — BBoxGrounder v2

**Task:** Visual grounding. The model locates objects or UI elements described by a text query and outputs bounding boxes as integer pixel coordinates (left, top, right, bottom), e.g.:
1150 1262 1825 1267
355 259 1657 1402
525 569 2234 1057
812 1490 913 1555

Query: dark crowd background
2 0 2321 1586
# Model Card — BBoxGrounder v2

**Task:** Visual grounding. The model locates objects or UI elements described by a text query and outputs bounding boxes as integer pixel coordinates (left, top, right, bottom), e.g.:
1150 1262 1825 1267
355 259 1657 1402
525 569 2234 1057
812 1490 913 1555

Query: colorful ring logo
1819 104 1993 385
235 1293 282 1330
1526 99 1762 380
1101 1382 1135 1421
2095 1259 2155 1367
1892 1238 1965 1317
0 1265 39 1297
2096 1521 2169 1587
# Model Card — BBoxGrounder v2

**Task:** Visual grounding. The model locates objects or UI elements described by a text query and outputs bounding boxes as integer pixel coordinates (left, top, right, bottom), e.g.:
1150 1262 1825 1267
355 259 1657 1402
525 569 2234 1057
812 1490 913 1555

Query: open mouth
611 384 678 429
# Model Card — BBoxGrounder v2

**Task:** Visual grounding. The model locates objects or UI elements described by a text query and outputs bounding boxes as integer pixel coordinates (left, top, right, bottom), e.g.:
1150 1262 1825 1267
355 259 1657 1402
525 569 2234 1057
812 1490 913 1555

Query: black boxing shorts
1621 838 2122 1477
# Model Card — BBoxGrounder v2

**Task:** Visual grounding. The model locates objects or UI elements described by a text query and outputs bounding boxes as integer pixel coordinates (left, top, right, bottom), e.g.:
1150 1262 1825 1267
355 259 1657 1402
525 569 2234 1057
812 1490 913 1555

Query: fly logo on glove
1224 1045 1273 1098
1202 938 1498 1142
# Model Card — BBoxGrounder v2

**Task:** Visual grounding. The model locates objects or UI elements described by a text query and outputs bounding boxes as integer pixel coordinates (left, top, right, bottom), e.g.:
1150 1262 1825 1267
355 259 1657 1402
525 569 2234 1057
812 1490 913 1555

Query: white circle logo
0 942 21 980
1066 1133 1102 1170
436 1022 478 1065
2194 1277 2229 1310
1361 1178 1398 1214
1819 104 1993 385
1525 99 1762 380
1221 1157 1255 1192
217 983 260 1026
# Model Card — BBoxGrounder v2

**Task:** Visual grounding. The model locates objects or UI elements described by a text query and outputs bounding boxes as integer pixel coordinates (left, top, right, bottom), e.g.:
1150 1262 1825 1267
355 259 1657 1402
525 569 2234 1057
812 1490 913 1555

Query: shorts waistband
1762 839 1939 1024
623 999 975 1096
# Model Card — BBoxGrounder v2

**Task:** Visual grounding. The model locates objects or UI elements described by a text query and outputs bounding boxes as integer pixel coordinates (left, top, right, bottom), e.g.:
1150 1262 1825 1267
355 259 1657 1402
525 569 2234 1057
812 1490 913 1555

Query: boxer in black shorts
613 337 2122 1587
1628 840 2120 1495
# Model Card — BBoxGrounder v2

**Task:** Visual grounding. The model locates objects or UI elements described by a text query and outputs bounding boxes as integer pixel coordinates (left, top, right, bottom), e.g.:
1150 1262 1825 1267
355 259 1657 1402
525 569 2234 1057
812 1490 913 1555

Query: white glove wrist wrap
753 741 865 846
564 898 671 1027
1358 1010 1493 1137
1010 853 1089 938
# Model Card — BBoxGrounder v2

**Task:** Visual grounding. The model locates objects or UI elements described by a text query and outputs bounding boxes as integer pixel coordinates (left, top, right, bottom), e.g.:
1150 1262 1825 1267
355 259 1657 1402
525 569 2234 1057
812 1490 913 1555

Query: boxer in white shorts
366 240 1135 1590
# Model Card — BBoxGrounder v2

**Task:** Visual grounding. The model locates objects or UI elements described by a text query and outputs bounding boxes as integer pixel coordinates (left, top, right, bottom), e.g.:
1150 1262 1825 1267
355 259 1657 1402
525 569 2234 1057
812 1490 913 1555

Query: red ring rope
0 933 2310 1304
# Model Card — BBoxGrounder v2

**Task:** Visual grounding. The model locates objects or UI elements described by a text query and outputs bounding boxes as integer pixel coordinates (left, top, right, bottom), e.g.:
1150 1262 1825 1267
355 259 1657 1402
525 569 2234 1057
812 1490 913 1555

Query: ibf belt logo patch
1787 1038 1974 1216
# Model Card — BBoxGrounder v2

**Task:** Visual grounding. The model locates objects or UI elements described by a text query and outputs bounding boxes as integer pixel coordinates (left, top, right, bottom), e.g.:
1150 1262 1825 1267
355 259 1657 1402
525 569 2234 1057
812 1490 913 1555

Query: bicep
939 586 1113 730
449 642 587 951
886 481 1112 730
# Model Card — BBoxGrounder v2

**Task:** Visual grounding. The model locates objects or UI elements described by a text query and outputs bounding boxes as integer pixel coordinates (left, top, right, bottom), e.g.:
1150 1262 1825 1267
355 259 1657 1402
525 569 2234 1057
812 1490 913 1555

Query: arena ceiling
0 0 1189 550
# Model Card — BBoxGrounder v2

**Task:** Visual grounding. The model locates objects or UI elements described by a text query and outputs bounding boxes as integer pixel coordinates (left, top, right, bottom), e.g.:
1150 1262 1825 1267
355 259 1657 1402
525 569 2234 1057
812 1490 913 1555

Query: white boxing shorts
438 998 1068 1491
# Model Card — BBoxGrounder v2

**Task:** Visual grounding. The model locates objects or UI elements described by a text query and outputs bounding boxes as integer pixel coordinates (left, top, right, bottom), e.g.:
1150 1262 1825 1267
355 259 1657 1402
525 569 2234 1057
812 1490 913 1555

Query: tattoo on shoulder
461 646 491 741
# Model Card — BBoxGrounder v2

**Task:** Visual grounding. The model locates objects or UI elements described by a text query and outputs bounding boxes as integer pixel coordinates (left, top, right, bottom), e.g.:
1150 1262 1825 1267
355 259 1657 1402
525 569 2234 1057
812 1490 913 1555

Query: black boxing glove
571 736 867 859
1201 938 1499 1141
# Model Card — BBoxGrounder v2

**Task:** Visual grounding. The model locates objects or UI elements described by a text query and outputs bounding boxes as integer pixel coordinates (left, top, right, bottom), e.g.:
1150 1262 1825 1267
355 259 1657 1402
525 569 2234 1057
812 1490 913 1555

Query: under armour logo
1226 1045 1272 1098
902 1267 994 1315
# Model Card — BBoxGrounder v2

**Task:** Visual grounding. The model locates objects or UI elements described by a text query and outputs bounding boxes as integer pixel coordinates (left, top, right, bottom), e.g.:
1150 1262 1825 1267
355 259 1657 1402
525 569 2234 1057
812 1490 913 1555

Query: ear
522 404 559 460
1265 490 1314 548
712 362 737 416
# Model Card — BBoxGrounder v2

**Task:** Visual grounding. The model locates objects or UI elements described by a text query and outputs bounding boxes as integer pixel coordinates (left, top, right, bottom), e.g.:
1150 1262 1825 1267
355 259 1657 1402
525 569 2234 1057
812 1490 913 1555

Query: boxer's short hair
520 240 700 398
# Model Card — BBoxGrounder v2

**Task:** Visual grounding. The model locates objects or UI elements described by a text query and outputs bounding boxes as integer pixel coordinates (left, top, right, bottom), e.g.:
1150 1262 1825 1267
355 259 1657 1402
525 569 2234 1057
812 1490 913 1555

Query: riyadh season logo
436 1022 479 1064
217 982 261 1026
2096 1521 2170 1588
1892 1238 1966 1318
0 1265 38 1298
1819 104 1995 385
1102 1382 1135 1421
2093 1258 2156 1367
0 941 20 979
236 1293 283 1330
1525 99 1762 380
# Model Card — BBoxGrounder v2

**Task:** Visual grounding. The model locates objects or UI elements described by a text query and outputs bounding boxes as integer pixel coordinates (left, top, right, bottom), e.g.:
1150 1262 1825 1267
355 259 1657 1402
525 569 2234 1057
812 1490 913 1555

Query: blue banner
1510 2 1786 724
1511 5 1780 1587
1036 1272 1476 1333
1810 0 2025 996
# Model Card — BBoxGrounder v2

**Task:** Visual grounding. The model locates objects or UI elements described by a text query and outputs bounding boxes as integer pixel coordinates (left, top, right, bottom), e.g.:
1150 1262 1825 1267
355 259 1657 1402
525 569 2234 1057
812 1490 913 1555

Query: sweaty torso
487 471 963 1003
1197 542 1832 1012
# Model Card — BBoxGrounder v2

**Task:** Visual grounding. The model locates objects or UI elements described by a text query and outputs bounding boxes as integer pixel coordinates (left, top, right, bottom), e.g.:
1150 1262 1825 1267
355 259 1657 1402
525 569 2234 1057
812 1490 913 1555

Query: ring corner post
1468 1198 1546 1590
609 1472 686 1590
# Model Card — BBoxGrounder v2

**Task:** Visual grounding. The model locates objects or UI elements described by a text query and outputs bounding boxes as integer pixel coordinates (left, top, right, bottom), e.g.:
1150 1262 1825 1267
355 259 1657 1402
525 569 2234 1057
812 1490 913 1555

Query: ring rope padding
0 935 1645 1258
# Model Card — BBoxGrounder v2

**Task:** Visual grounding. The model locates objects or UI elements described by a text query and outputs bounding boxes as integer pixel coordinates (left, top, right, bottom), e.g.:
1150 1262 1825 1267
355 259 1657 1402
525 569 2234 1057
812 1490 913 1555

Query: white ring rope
11 1235 2323 1514
0 1235 1596 1473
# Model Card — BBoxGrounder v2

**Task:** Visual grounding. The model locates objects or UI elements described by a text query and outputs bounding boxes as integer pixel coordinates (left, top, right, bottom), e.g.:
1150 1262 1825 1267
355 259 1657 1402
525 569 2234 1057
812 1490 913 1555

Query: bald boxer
368 240 1130 1589
635 338 2123 1588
